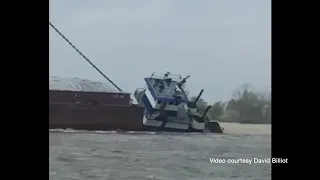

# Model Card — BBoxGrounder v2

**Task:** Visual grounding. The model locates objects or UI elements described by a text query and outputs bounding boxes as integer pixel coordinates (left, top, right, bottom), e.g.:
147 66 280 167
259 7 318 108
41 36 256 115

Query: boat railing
150 72 182 82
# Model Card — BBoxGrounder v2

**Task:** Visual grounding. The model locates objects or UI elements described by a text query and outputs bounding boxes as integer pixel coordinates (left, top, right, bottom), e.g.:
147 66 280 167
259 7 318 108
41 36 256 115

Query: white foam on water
93 130 117 134
126 131 156 135
49 129 117 134
49 129 78 133
49 129 157 135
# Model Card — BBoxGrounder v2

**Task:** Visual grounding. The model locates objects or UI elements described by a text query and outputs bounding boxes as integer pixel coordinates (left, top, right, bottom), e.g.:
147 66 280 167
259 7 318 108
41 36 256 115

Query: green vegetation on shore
192 84 271 124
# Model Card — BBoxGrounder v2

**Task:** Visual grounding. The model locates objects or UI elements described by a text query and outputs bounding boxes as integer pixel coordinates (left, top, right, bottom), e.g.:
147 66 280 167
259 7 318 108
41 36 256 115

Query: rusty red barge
49 76 144 131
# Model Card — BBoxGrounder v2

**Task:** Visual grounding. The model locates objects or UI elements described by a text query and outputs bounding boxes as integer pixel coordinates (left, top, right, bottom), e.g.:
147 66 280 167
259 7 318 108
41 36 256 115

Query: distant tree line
191 84 271 124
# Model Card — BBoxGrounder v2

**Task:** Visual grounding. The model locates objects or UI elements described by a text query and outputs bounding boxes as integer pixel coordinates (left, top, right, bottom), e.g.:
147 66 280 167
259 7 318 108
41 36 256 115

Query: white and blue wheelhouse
134 72 218 132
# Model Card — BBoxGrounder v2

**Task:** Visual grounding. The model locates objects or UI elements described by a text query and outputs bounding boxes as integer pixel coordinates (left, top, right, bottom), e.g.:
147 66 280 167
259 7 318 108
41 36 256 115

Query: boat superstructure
134 72 223 133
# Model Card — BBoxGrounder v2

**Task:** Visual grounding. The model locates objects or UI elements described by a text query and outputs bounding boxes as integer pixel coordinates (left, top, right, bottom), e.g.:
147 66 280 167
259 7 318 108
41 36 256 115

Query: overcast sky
49 0 271 103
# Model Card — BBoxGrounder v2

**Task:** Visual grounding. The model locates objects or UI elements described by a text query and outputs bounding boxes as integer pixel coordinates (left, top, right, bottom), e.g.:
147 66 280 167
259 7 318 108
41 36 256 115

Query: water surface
49 123 271 180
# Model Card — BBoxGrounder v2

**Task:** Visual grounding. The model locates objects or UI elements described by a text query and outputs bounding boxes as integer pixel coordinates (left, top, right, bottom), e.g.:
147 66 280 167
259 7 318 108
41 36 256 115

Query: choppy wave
49 122 271 136
50 126 271 180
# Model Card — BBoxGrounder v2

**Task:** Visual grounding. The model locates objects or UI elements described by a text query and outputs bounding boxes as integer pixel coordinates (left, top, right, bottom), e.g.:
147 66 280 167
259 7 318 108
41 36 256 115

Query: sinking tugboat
49 22 223 134
134 72 224 133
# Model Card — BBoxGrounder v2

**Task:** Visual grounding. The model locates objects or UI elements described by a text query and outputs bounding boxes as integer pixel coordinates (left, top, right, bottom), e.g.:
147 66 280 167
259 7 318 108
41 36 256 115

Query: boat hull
49 90 223 133
49 102 223 133
142 126 204 133
142 117 204 132
49 102 145 131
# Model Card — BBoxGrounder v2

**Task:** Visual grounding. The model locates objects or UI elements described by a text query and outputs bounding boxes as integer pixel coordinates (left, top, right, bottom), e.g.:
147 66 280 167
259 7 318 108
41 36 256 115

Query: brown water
220 122 271 135
49 123 271 180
